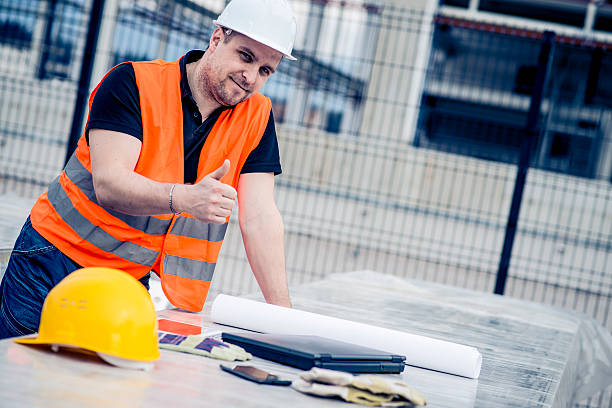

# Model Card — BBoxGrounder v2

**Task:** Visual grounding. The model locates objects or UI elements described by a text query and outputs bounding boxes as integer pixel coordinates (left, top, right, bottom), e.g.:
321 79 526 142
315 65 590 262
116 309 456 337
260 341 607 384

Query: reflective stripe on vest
64 155 171 235
163 255 216 281
169 216 228 242
46 177 159 267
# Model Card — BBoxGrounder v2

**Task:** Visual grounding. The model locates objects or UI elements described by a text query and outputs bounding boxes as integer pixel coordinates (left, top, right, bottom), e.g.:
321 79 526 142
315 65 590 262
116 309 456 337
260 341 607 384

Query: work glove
292 367 426 407
158 332 252 361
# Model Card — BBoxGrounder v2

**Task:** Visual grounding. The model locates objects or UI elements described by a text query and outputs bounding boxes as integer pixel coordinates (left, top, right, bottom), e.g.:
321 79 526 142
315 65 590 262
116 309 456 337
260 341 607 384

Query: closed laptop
222 332 406 374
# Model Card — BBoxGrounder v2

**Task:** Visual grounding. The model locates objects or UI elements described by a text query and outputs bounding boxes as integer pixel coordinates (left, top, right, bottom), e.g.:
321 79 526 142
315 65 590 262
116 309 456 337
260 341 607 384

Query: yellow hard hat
15 267 160 366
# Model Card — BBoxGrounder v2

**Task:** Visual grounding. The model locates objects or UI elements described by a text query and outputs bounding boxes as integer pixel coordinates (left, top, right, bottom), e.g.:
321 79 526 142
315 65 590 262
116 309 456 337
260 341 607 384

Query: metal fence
0 0 611 404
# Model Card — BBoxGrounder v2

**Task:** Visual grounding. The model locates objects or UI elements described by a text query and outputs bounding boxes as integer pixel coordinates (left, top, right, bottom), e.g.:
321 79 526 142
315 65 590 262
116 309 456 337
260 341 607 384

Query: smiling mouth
230 77 248 92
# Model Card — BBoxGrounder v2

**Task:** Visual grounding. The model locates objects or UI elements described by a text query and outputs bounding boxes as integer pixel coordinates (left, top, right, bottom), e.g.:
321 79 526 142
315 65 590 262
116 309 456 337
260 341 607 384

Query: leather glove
292 378 396 406
158 332 252 361
293 367 426 406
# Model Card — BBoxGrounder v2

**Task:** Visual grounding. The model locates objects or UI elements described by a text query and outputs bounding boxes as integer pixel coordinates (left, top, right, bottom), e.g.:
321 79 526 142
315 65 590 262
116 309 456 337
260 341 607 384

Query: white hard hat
213 0 297 61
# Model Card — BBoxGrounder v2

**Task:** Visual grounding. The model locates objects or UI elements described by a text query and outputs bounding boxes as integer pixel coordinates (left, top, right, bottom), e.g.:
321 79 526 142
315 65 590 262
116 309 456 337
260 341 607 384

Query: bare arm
89 129 172 215
237 172 291 307
89 128 236 223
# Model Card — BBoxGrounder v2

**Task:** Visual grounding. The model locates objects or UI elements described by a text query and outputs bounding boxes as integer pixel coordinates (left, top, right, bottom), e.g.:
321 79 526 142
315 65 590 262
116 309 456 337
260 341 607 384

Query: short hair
205 27 234 52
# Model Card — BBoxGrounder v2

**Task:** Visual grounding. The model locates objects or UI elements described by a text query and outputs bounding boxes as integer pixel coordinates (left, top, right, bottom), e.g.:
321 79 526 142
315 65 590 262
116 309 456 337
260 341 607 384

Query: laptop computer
222 332 406 374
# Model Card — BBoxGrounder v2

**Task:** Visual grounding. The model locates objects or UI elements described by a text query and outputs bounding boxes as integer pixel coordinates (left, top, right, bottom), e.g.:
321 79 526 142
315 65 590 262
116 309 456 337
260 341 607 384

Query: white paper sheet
211 294 482 378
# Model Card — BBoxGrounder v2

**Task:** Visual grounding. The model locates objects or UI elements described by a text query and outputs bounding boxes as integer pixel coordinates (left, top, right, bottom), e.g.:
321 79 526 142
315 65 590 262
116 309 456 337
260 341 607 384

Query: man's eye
239 52 252 62
260 67 270 76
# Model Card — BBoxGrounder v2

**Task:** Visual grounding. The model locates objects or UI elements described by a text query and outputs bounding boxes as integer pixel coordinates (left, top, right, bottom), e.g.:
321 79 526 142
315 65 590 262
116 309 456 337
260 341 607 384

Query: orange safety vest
30 57 271 312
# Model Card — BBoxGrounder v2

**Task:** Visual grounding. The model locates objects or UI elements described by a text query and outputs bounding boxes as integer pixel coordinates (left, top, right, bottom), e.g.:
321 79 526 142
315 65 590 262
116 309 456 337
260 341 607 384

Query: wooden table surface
1 271 611 408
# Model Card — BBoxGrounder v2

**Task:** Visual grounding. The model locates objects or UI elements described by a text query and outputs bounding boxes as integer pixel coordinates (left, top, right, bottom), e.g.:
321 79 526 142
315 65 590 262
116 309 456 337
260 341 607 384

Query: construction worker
0 0 296 339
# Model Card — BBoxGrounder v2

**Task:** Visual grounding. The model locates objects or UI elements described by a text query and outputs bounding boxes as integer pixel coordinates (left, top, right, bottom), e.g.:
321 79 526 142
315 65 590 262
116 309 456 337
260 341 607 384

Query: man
0 0 297 339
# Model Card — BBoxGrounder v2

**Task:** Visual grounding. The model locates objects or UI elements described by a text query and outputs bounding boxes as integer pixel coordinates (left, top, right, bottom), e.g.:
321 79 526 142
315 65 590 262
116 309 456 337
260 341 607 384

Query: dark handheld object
222 333 405 373
220 364 292 386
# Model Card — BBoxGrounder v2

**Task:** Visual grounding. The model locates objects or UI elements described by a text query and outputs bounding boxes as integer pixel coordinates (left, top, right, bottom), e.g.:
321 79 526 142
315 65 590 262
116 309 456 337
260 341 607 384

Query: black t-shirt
86 50 281 184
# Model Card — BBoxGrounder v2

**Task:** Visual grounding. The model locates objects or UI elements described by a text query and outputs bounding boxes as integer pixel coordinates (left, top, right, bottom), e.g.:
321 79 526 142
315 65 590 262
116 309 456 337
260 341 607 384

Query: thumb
208 159 230 181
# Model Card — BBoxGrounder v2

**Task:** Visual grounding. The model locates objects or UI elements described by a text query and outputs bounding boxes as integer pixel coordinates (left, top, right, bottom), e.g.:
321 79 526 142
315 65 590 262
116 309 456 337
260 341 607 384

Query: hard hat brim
213 21 297 61
14 336 160 362
13 335 46 345
98 352 155 370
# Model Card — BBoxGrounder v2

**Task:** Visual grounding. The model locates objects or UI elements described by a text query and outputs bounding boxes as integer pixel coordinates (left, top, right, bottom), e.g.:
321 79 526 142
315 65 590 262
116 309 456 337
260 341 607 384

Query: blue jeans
0 216 150 339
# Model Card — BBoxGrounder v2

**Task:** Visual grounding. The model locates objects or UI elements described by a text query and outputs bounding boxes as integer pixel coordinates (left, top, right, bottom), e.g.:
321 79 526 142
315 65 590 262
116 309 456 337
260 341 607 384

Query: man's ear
208 27 224 52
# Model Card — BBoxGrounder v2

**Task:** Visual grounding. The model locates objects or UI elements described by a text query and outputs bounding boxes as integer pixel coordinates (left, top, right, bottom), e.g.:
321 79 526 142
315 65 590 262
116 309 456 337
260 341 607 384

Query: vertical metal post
494 31 555 295
468 0 480 13
37 0 58 80
64 0 106 165
583 0 600 34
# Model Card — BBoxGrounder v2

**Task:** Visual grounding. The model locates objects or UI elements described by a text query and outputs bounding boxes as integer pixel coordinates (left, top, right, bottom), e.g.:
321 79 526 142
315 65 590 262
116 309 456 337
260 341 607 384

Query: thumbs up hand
208 159 231 181
175 159 237 224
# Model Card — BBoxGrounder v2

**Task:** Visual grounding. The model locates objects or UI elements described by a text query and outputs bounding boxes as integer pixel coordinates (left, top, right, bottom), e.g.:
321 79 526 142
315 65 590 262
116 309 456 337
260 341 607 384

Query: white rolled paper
211 294 482 379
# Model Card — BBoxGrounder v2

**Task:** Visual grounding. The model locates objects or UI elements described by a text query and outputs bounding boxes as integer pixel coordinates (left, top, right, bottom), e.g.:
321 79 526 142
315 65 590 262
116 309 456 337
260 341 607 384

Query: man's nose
242 66 258 85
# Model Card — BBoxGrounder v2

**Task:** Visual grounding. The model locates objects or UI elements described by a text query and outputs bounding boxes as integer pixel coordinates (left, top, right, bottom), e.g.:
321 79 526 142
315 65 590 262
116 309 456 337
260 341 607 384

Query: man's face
197 28 283 107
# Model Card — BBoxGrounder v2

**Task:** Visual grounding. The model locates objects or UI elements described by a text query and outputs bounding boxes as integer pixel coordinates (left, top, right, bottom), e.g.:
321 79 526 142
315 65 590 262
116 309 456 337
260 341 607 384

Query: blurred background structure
0 0 611 405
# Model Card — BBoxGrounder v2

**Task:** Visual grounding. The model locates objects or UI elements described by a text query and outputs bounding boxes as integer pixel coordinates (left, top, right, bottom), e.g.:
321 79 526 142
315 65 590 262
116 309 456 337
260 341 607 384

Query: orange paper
157 319 201 335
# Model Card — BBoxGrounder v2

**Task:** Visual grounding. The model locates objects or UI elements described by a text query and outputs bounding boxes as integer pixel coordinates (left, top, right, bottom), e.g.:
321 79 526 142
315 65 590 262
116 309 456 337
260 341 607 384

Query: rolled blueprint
211 294 482 379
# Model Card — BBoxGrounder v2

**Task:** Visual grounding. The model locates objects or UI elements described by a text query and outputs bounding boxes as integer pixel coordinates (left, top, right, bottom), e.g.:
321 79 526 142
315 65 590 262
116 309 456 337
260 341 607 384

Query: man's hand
89 128 236 221
174 159 237 224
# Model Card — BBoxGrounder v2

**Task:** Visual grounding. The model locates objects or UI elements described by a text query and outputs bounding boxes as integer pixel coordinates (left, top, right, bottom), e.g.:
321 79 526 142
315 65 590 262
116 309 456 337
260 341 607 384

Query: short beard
199 65 249 107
